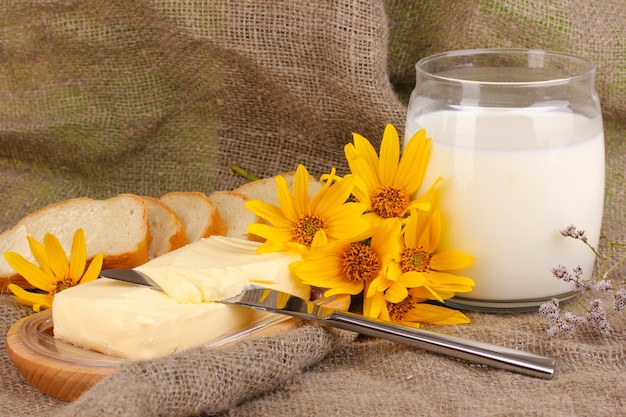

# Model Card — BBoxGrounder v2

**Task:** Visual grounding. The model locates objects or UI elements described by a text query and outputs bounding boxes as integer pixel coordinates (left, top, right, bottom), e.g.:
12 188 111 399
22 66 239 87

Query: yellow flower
398 209 475 303
5 228 103 312
345 124 440 225
363 208 474 325
290 218 401 298
363 259 426 319
386 291 471 326
245 164 371 253
364 272 472 326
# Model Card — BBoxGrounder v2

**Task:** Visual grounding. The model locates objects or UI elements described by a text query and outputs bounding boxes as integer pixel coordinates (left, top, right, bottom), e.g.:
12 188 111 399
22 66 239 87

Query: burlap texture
385 0 626 124
0 0 405 231
1 1 625 416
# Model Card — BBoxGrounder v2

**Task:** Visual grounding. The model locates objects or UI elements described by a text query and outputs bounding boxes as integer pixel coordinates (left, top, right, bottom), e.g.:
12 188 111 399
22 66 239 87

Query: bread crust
0 195 150 293
206 205 228 238
160 191 228 242
141 196 189 259
208 190 261 241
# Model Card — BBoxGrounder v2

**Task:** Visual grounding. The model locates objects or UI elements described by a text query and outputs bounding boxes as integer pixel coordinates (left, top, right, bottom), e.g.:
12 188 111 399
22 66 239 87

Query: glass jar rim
415 48 596 87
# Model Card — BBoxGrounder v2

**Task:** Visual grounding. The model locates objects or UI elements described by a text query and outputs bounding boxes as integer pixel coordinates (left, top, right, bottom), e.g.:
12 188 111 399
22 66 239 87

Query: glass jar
405 49 605 311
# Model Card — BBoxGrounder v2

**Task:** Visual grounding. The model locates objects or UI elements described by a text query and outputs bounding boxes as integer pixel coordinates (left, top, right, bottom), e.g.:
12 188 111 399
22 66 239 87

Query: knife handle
325 310 556 379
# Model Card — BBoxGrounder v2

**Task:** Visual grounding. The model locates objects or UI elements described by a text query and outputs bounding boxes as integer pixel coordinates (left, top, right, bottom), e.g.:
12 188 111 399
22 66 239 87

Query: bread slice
234 171 323 206
159 191 227 242
207 191 261 241
141 196 188 259
0 194 150 292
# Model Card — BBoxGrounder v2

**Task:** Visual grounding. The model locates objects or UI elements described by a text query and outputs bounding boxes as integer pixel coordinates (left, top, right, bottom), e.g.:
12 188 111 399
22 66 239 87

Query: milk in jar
405 109 605 306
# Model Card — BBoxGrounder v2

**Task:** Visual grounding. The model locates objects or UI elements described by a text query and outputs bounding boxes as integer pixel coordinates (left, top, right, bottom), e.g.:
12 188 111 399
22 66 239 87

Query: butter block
52 236 310 360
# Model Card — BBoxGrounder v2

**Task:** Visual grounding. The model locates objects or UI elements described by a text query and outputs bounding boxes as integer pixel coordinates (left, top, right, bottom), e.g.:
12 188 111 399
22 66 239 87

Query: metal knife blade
100 268 163 290
219 287 556 379
99 268 556 379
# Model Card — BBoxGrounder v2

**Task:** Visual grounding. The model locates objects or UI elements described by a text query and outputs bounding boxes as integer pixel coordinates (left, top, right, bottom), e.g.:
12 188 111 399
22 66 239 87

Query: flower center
400 247 431 273
387 292 418 322
371 186 409 218
341 242 380 283
293 214 326 247
52 277 76 295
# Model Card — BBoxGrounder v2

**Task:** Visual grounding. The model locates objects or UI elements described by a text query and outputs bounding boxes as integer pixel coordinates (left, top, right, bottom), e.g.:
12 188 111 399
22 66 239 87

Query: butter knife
99 269 556 379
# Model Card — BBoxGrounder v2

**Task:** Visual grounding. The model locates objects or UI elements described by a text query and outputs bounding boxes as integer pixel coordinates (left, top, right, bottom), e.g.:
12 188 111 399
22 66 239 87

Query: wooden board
7 313 114 401
6 294 350 401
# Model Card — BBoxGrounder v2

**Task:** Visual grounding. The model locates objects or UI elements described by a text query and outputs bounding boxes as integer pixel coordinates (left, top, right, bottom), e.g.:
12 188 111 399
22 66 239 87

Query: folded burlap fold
53 322 356 417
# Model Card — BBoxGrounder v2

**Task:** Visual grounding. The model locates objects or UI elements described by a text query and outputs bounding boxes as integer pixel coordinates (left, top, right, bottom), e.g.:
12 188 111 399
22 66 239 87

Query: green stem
230 165 261 182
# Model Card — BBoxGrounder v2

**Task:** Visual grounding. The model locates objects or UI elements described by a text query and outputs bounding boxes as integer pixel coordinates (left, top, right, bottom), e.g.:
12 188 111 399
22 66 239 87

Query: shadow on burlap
1 1 625 416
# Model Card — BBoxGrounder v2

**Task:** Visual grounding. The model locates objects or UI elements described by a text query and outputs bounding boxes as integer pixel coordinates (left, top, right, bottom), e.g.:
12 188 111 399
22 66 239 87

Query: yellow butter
52 236 310 360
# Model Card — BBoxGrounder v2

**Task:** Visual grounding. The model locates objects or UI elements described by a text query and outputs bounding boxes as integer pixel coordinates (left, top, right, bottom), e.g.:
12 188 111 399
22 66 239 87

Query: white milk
405 110 605 303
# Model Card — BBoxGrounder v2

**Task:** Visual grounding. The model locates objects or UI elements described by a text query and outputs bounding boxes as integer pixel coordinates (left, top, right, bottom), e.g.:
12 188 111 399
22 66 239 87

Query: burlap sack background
0 0 405 231
1 1 624 416
385 0 626 125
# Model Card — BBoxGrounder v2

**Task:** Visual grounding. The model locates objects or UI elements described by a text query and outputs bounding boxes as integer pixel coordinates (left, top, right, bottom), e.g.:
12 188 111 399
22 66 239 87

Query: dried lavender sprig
615 288 626 312
557 226 625 287
539 297 616 336
560 225 589 243
543 227 625 337
550 265 612 292
586 299 612 335
538 298 585 337
559 226 625 276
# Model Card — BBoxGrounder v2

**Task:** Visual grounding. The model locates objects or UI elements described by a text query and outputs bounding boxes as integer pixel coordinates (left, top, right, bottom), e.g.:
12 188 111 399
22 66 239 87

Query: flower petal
257 240 291 254
43 232 69 280
245 200 293 228
407 176 442 215
428 209 442 252
292 258 344 284
349 174 373 209
27 236 54 277
81 252 103 284
323 204 371 242
292 164 310 216
363 289 387 318
347 157 380 195
384 282 409 303
396 129 431 194
8 284 52 311
310 175 353 215
426 270 475 293
403 209 429 249
370 218 402 261
431 251 475 271
347 132 379 173
405 303 471 325
310 229 329 249
411 284 445 303
69 229 87 284
366 276 388 296
378 124 400 185
275 175 298 222
397 271 428 288
3 252 53 291
324 282 363 297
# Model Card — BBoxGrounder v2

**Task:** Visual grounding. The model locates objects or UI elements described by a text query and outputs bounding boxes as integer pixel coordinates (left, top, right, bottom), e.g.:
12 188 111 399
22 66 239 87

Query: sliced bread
207 191 261 241
141 196 188 259
234 171 323 206
0 194 150 292
159 191 227 242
